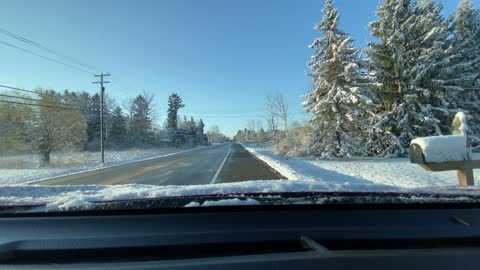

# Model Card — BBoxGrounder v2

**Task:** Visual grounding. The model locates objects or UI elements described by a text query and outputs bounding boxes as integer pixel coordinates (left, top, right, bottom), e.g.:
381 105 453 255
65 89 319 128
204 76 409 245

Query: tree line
235 0 480 159
304 0 480 158
0 90 210 166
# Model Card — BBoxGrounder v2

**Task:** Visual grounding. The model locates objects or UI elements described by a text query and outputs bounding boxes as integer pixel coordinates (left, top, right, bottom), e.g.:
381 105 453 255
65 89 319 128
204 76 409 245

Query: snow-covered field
243 144 480 189
0 147 205 185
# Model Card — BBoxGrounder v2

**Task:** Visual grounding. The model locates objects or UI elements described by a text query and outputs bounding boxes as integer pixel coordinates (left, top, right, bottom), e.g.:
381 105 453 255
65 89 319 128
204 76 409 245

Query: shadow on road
218 143 286 183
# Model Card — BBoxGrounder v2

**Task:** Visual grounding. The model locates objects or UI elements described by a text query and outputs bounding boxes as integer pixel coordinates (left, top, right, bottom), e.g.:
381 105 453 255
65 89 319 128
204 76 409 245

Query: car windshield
0 0 479 212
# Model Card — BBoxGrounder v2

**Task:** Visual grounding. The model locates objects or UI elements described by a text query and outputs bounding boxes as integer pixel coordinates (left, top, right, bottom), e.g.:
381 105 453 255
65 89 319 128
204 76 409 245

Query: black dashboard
1 204 480 269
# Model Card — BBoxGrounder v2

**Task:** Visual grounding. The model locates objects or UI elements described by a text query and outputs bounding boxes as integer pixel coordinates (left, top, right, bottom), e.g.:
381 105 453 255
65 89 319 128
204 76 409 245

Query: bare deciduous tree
21 91 86 167
267 93 289 135
247 120 256 132
255 120 263 131
207 125 228 143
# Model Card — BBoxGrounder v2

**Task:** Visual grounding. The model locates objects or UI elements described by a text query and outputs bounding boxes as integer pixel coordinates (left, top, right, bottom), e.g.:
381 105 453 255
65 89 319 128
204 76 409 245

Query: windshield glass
0 0 479 212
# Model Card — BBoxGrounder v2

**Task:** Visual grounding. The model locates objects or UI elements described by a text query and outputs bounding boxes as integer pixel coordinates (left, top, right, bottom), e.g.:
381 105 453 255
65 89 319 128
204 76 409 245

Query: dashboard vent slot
317 238 480 250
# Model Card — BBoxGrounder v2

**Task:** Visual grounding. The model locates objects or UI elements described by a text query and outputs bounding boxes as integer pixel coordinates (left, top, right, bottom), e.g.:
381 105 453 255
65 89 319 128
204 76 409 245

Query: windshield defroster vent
0 238 313 264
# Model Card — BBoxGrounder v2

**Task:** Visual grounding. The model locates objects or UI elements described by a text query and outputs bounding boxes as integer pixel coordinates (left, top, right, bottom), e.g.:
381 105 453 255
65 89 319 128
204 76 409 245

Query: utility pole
93 73 110 164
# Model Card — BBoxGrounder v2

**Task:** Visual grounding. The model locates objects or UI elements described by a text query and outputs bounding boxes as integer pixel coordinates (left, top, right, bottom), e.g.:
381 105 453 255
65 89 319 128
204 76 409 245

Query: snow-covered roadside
243 144 480 189
0 146 209 185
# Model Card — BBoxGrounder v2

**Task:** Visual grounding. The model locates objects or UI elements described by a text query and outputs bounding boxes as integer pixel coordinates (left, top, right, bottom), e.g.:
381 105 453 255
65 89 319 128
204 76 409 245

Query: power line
0 84 113 114
108 81 138 96
0 107 101 117
0 100 112 116
0 84 38 95
0 93 86 110
110 76 139 93
0 27 150 97
0 99 96 112
0 27 99 72
0 39 95 75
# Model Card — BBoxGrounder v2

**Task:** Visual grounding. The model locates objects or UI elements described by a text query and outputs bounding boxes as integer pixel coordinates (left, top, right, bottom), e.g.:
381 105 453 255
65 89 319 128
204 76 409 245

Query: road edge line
210 143 232 184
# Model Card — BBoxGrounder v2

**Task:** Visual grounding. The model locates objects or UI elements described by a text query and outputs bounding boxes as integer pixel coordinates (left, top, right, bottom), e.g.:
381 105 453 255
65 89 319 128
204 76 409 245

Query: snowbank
0 147 208 185
243 144 480 189
411 135 468 163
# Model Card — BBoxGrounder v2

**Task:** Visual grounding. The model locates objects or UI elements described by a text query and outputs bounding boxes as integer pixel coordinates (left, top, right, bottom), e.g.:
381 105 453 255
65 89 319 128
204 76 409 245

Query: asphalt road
33 143 285 186
218 143 285 182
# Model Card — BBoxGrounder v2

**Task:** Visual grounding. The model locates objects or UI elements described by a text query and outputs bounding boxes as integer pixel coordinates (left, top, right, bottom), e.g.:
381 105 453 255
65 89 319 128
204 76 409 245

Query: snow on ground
0 147 206 185
243 144 480 189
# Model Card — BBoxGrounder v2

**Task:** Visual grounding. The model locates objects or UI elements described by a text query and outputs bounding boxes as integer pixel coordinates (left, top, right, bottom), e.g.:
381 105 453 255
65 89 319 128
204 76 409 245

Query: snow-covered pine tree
167 93 185 147
368 0 412 110
86 93 101 148
439 0 480 150
367 0 449 157
167 93 184 131
440 0 480 96
130 95 154 146
196 119 208 145
171 128 187 148
303 0 375 158
109 106 128 147
408 0 450 128
185 116 198 147
367 0 412 157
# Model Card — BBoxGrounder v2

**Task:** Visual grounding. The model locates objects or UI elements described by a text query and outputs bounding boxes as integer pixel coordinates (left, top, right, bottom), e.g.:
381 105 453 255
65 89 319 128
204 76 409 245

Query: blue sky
0 0 476 137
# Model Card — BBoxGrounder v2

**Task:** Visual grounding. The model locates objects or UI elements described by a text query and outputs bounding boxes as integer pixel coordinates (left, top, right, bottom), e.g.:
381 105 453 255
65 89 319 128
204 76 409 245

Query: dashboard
0 204 480 269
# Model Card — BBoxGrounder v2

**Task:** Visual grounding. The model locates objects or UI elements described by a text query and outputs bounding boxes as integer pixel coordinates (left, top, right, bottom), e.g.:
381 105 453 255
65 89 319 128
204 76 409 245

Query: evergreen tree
170 129 187 147
167 93 185 147
130 95 153 145
62 90 98 149
185 116 198 147
368 0 412 110
440 0 480 148
167 93 184 130
196 119 208 145
367 0 449 157
303 0 375 158
109 106 128 147
86 93 101 148
409 0 451 133
442 0 480 94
